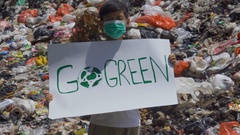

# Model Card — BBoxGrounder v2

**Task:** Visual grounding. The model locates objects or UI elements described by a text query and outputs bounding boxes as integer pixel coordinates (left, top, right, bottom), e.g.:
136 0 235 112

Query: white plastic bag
141 5 165 16
12 98 36 114
87 0 105 5
189 56 209 73
126 28 141 39
210 74 234 92
174 28 193 43
176 77 213 104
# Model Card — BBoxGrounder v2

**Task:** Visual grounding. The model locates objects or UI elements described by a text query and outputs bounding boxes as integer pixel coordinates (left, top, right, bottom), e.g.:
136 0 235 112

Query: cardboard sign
48 39 178 119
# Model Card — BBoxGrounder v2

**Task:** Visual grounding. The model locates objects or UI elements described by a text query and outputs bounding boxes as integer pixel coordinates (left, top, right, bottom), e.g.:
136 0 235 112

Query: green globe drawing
78 67 102 88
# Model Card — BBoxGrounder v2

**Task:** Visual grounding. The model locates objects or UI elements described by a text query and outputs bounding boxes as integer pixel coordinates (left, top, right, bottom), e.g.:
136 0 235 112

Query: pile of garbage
0 0 240 134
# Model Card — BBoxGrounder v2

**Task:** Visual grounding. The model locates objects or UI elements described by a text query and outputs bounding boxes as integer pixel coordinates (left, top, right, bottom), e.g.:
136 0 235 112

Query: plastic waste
206 52 232 73
9 107 23 120
188 56 208 73
145 0 162 6
11 98 36 114
141 5 165 16
18 125 47 135
219 121 240 135
49 3 75 23
0 20 10 31
140 27 159 38
176 77 213 104
18 9 38 23
0 123 14 134
62 14 76 22
0 99 14 111
210 74 235 92
87 0 105 5
34 28 54 40
2 10 15 19
135 14 176 30
126 28 141 39
17 0 26 6
174 28 193 43
174 61 189 77
11 66 28 74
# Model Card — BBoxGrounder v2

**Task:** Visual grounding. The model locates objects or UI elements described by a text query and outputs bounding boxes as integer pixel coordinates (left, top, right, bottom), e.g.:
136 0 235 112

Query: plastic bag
0 20 10 31
87 0 105 5
176 77 213 104
2 10 15 19
141 5 165 16
140 28 159 38
0 124 14 134
33 28 54 40
11 66 28 74
62 14 76 22
11 98 36 114
207 52 232 72
18 9 38 23
49 3 75 23
210 74 234 92
174 60 189 77
126 28 141 39
189 57 208 73
145 0 162 6
56 4 75 17
17 0 26 6
219 121 240 135
0 99 14 111
135 14 176 30
18 125 47 135
174 28 193 43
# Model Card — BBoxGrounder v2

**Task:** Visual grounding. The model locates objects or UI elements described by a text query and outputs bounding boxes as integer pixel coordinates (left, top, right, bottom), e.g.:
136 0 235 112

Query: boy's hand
169 53 177 66
43 90 53 103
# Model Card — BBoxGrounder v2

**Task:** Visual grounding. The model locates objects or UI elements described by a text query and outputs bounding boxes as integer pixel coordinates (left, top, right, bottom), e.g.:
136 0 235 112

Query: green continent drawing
78 67 102 88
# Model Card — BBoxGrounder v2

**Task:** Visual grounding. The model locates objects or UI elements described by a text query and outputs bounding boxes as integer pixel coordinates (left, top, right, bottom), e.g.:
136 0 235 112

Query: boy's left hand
169 53 177 66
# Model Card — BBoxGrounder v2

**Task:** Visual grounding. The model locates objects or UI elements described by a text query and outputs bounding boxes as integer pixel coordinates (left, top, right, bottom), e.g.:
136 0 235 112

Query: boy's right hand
43 90 53 103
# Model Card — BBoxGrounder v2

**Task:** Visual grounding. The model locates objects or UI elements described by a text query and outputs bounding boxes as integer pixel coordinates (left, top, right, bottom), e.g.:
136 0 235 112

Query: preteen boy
44 1 177 135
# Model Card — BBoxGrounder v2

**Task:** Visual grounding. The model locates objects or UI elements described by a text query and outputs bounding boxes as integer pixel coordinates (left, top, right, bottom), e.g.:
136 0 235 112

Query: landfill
0 0 240 134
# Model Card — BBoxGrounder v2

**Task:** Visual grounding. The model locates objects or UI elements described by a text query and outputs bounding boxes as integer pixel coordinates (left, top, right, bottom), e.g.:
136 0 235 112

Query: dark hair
99 0 129 21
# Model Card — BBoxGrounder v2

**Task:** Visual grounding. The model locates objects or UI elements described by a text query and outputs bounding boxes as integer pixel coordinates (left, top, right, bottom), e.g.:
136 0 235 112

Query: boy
44 1 177 135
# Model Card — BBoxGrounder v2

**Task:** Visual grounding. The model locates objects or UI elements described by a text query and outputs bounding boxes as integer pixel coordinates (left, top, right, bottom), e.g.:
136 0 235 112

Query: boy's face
102 10 129 40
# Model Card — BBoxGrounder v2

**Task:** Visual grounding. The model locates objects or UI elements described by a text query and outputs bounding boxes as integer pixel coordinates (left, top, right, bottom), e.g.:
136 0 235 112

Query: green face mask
103 20 126 39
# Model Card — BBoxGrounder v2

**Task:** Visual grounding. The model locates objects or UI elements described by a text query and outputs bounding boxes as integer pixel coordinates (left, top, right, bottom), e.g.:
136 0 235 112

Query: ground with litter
0 0 240 134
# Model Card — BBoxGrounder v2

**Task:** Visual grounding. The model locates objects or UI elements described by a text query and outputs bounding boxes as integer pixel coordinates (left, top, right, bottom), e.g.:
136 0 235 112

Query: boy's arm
169 53 191 77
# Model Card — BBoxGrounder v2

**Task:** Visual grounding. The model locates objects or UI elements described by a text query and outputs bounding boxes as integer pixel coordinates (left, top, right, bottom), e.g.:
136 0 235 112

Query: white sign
48 39 178 119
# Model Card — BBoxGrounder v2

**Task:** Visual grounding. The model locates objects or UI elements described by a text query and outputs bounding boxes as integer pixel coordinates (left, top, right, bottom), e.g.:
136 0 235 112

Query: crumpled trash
140 27 159 38
49 3 75 23
210 74 235 92
135 14 176 30
34 28 54 40
0 20 10 32
176 77 213 104
174 28 193 43
87 0 105 5
11 98 36 115
0 99 14 111
18 9 38 23
0 0 240 134
219 121 240 135
18 125 47 135
126 28 141 39
17 0 26 6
